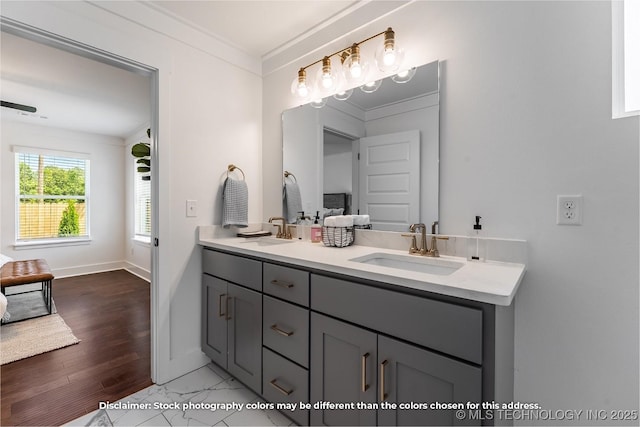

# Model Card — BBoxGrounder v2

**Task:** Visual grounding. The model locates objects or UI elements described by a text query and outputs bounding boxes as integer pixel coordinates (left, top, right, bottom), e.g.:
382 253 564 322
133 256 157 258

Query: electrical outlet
557 195 582 225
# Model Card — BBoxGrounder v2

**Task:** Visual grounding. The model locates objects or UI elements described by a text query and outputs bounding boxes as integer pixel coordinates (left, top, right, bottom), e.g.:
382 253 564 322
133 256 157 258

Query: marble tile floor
65 363 295 427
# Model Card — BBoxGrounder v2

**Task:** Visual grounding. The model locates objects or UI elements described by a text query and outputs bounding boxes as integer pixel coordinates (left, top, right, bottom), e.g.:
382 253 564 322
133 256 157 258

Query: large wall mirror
282 60 439 231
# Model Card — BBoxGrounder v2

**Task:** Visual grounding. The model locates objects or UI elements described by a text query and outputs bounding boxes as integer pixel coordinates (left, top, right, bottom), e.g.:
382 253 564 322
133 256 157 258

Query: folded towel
324 215 353 227
283 182 303 224
334 215 354 227
323 216 336 227
222 177 248 228
353 214 370 226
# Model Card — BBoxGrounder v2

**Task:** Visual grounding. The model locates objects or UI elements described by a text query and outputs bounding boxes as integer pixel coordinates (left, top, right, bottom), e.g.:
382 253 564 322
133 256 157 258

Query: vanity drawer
203 249 262 291
311 274 483 364
262 347 309 426
263 263 309 307
263 295 309 368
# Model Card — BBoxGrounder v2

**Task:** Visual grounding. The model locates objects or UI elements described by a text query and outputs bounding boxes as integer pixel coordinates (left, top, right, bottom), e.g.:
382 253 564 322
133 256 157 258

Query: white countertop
198 232 525 306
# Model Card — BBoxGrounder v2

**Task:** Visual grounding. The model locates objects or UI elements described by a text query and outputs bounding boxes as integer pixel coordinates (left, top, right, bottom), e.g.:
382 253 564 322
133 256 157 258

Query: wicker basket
322 226 354 247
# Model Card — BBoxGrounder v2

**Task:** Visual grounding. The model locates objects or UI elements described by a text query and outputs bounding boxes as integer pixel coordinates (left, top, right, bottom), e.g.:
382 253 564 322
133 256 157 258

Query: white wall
0 121 126 277
2 0 263 383
264 0 639 422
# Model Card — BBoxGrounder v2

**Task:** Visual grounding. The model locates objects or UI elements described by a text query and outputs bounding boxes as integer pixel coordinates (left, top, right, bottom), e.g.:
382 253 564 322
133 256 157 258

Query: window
134 166 151 241
613 0 640 117
14 146 90 243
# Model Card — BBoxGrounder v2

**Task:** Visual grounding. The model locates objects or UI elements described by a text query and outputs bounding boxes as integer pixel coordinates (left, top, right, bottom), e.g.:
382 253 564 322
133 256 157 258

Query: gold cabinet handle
270 379 293 396
270 324 294 337
270 279 294 289
226 296 232 320
361 353 370 392
218 294 227 318
380 359 389 401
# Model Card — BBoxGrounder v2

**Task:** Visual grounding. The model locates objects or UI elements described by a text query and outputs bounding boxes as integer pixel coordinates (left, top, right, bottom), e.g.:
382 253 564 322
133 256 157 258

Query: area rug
3 291 57 323
1 313 80 365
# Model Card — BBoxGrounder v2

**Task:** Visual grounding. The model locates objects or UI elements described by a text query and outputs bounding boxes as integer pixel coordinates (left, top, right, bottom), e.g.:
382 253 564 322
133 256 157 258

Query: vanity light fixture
291 27 405 102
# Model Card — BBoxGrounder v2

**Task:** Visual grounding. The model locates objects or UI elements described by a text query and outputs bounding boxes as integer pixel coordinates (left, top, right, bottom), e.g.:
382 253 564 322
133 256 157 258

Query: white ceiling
148 1 359 58
0 0 397 139
0 31 151 139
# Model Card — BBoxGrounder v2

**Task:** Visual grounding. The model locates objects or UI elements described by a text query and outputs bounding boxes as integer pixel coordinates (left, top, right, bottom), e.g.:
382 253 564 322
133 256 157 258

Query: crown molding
262 0 412 77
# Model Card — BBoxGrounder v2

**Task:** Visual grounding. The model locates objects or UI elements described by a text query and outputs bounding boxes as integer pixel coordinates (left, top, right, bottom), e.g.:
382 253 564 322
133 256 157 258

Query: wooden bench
1 259 54 323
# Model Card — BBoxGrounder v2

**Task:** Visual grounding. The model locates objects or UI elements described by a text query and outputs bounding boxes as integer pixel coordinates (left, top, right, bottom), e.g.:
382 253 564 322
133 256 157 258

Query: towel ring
284 170 297 183
227 164 245 180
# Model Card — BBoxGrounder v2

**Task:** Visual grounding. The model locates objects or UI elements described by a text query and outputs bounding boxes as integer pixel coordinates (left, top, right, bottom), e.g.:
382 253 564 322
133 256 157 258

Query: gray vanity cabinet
262 263 311 426
310 312 378 426
202 249 262 393
377 335 481 426
202 274 228 368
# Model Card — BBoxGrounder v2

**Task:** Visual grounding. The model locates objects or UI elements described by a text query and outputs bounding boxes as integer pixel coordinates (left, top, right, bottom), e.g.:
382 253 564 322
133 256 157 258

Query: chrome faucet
426 221 449 257
268 216 291 239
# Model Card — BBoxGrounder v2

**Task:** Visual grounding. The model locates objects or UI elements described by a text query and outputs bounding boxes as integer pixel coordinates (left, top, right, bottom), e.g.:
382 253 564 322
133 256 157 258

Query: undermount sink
349 252 464 276
238 236 296 246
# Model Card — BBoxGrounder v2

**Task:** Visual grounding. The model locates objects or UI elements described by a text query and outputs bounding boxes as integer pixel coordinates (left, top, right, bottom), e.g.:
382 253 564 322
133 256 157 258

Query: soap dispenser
467 216 486 261
310 211 322 243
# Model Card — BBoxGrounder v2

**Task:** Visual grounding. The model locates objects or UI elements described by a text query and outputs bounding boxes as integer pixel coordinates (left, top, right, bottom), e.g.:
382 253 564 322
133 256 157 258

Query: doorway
1 17 159 381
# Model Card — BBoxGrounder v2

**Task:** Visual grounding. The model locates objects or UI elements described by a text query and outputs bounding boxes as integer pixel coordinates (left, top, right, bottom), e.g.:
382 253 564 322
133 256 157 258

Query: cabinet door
377 335 482 426
202 274 228 368
227 283 262 393
310 313 377 426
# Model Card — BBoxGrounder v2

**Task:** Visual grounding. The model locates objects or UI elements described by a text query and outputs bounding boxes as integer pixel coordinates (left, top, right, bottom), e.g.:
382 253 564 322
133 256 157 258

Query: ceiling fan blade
1 101 37 113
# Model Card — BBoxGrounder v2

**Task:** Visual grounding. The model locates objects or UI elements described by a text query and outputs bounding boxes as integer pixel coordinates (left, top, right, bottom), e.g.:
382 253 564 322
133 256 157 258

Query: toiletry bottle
311 211 322 243
467 216 486 261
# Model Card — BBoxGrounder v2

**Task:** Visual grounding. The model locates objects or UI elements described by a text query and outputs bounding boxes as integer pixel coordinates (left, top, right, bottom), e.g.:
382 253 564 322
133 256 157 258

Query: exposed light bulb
317 56 339 94
375 28 404 73
342 44 368 85
383 49 396 66
350 62 363 78
291 68 314 100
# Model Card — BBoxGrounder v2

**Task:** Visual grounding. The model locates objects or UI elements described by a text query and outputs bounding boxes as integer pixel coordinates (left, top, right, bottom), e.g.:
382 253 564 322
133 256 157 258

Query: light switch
186 200 197 217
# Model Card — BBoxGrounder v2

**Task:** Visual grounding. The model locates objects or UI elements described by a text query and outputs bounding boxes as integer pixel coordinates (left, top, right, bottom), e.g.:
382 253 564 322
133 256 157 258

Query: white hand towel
353 215 370 226
283 182 303 224
222 177 248 228
323 216 336 227
333 215 354 227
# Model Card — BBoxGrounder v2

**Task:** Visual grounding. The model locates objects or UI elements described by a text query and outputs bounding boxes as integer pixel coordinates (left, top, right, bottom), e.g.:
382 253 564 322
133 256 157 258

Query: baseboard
48 260 151 282
123 262 151 282
52 261 127 278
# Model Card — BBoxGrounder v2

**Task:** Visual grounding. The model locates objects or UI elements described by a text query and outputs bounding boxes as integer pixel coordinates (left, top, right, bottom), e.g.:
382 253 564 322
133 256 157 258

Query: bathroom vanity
199 228 525 426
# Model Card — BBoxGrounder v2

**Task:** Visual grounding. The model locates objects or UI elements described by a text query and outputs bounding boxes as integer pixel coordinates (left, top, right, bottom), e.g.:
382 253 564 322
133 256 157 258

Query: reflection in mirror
283 60 439 231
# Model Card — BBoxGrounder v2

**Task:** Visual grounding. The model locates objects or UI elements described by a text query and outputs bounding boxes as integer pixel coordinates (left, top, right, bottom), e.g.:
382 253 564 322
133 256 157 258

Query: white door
358 130 420 231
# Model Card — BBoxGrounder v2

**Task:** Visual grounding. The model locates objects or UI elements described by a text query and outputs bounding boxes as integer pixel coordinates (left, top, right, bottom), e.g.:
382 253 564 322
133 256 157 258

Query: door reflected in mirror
283 60 439 231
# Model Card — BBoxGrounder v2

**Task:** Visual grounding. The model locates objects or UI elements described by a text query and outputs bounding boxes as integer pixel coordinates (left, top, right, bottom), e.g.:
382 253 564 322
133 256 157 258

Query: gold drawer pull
361 352 370 392
270 279 294 289
270 379 293 396
270 324 294 337
380 359 389 401
218 294 227 318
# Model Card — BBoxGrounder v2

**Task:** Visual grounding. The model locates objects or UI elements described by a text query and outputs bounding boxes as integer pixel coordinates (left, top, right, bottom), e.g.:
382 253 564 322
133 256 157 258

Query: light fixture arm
296 28 390 74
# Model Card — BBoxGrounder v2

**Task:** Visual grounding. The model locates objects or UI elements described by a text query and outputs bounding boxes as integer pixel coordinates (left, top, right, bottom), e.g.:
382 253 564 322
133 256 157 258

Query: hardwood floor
0 270 152 426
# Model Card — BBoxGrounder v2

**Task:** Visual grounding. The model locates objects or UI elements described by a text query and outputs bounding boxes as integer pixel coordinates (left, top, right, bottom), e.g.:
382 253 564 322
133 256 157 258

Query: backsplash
199 225 527 265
